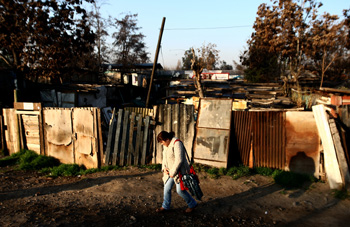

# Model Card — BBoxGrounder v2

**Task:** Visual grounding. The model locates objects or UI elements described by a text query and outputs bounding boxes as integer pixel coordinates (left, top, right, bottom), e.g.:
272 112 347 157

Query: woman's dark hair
157 131 175 142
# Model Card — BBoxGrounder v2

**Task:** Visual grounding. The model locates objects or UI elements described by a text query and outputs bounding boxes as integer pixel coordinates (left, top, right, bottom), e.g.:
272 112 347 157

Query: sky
92 0 350 69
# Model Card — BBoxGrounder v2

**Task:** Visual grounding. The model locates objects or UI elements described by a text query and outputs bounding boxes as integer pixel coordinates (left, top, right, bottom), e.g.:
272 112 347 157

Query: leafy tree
306 12 348 87
111 13 150 66
246 0 322 85
0 0 96 83
197 42 220 70
219 61 233 70
182 48 195 70
241 45 281 82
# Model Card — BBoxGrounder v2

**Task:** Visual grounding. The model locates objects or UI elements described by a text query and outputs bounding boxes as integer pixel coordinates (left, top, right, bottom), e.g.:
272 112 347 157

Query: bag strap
174 139 192 165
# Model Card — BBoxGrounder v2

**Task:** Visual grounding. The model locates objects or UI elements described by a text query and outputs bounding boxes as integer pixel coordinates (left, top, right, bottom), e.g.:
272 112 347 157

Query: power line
164 25 252 31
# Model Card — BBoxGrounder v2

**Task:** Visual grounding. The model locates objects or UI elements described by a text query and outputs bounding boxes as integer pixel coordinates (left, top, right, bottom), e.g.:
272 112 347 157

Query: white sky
92 0 350 69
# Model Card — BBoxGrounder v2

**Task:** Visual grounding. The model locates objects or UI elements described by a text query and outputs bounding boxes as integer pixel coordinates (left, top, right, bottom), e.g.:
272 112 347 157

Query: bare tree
112 13 149 66
191 48 204 98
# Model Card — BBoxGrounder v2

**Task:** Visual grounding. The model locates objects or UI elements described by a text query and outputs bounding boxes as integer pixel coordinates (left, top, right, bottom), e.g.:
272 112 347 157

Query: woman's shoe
156 207 168 213
185 204 198 213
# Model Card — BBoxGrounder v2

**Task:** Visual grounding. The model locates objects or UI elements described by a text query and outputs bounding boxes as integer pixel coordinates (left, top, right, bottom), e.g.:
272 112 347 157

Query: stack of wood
313 89 350 190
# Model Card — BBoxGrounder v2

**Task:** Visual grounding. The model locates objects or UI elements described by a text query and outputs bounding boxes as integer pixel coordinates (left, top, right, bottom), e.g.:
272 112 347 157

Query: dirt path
0 166 349 226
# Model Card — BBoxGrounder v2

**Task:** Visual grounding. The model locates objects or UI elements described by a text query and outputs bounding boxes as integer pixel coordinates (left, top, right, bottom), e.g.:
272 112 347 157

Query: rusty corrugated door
232 111 285 169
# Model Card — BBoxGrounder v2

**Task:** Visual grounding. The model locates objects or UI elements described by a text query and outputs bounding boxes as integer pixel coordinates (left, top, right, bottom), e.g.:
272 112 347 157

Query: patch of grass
332 189 350 200
218 167 227 176
226 165 252 179
254 167 275 176
43 164 85 177
273 170 313 189
139 164 161 171
207 167 219 179
18 150 60 170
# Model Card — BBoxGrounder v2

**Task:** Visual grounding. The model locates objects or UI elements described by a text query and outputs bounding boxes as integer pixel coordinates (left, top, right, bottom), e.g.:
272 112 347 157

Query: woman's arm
169 141 184 177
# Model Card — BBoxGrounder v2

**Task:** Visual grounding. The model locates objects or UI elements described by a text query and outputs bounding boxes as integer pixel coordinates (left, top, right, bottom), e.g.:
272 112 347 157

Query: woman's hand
163 168 169 175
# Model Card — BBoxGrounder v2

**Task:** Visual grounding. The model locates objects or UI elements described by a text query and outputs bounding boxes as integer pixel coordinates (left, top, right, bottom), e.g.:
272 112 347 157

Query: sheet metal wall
193 98 233 168
232 111 286 169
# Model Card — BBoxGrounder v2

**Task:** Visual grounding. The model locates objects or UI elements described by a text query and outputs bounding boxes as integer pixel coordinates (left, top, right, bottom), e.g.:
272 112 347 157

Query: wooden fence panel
153 104 196 164
105 109 155 166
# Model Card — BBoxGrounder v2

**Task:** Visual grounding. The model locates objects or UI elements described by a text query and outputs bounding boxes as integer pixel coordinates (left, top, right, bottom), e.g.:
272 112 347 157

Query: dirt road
0 166 349 226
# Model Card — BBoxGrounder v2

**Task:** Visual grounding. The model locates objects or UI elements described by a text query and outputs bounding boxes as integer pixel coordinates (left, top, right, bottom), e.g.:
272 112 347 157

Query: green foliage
207 167 219 179
273 170 312 189
0 150 23 167
139 164 162 171
18 150 60 170
332 189 350 200
218 167 227 176
254 167 275 176
47 164 85 177
0 150 59 169
226 165 252 179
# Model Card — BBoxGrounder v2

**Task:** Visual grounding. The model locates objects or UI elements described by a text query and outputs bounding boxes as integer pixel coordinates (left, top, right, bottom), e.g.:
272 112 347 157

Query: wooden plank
93 108 100 168
104 108 116 166
312 105 343 189
141 116 150 165
154 104 164 164
97 108 104 166
127 112 136 166
120 110 129 166
112 109 123 166
134 114 143 165
14 102 42 111
329 119 350 189
0 116 4 151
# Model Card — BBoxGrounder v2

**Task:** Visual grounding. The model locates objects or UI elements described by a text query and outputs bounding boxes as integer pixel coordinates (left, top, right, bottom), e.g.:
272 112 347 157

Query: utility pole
145 17 166 108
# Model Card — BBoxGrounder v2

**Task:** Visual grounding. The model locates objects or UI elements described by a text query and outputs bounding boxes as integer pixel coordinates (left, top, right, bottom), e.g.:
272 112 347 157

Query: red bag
174 139 198 191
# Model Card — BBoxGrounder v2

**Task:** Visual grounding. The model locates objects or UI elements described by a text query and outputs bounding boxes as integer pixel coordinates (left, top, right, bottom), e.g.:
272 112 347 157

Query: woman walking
156 131 198 213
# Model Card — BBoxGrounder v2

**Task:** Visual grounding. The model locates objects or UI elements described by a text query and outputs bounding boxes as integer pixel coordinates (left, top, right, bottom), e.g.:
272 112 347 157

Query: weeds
139 164 162 171
273 170 313 189
332 189 350 200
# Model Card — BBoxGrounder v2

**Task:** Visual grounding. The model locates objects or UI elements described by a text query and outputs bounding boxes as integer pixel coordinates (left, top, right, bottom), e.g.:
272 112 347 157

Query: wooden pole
146 17 166 108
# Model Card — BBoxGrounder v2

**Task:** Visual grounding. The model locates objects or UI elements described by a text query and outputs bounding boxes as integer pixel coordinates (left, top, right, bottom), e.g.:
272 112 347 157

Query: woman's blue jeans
162 177 197 210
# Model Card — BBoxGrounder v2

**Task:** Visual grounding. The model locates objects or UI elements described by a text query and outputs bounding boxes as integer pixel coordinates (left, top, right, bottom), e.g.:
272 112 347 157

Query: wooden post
146 17 166 108
127 112 136 165
120 110 129 166
134 114 143 165
112 109 123 165
104 108 116 166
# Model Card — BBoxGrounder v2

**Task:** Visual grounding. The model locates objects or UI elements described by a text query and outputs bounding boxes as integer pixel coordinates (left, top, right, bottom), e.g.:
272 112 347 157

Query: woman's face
160 139 171 147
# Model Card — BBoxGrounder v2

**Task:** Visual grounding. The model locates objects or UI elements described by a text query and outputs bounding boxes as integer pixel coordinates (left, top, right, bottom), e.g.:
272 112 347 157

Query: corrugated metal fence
232 111 286 169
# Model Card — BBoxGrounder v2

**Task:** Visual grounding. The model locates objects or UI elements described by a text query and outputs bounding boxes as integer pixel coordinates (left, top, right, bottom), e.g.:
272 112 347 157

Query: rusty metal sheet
194 128 230 167
73 107 98 169
44 109 72 146
72 108 94 136
43 108 74 163
232 111 286 169
47 143 74 164
194 98 233 168
252 111 286 169
197 98 233 130
285 111 320 177
75 134 92 155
